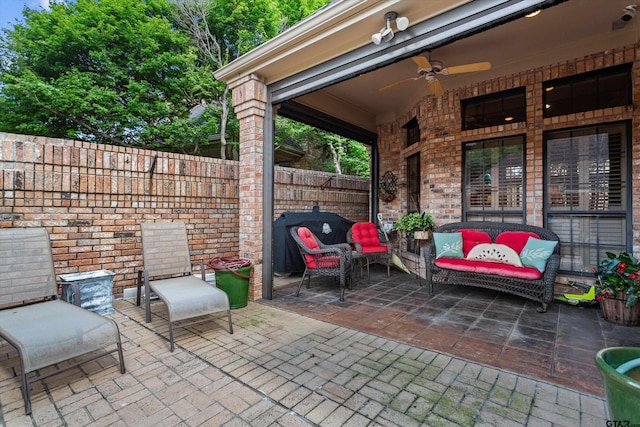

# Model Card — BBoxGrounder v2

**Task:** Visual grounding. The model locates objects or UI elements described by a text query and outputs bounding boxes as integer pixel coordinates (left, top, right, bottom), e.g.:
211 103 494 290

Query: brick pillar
229 74 267 301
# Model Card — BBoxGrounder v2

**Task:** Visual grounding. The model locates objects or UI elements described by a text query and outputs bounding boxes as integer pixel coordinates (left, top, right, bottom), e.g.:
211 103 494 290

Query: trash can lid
208 257 252 270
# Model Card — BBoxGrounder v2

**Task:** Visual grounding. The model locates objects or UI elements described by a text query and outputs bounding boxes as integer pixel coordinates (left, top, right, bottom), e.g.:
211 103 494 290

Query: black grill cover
273 211 355 275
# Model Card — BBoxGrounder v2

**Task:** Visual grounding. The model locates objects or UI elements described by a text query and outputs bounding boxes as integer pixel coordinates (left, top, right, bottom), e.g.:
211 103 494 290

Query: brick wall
376 44 640 276
0 133 369 298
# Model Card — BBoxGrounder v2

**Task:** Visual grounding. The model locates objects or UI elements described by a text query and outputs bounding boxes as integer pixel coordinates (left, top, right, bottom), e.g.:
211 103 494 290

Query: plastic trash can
208 257 253 309
595 347 640 423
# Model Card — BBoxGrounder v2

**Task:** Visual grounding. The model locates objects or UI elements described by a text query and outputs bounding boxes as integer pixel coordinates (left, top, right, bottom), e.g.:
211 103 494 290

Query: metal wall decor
378 170 397 202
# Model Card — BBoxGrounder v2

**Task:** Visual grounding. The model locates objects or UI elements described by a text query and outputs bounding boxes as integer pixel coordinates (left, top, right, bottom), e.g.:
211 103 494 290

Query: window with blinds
406 153 421 253
545 122 630 275
463 136 524 222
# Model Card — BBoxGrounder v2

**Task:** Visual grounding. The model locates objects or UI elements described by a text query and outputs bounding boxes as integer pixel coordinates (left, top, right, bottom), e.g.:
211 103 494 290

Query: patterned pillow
433 232 463 259
520 237 558 272
466 243 523 266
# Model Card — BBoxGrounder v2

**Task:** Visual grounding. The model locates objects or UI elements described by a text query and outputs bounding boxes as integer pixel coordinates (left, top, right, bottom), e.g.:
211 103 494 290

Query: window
544 64 631 118
404 118 420 147
462 88 526 130
463 136 524 222
545 122 630 275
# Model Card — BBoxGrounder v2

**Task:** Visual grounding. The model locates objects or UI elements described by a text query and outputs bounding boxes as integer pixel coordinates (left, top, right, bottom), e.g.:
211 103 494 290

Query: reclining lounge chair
0 228 126 415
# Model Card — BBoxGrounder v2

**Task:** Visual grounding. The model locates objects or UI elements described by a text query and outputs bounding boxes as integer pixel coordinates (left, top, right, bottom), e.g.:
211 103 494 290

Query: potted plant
392 212 436 240
594 251 640 326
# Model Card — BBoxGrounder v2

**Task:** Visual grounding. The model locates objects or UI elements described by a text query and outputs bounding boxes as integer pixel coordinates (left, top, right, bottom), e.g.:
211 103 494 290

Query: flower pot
413 230 432 240
595 347 640 423
600 293 640 326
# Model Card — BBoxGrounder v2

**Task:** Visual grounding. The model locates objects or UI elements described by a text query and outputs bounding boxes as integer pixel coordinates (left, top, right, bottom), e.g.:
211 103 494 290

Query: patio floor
265 267 640 398
0 269 622 426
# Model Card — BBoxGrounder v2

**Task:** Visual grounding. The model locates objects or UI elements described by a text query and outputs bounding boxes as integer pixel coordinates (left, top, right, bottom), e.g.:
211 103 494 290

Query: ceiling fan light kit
372 11 409 45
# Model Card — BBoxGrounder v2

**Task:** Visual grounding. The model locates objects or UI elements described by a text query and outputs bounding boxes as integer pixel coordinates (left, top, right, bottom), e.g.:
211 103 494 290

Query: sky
0 0 51 32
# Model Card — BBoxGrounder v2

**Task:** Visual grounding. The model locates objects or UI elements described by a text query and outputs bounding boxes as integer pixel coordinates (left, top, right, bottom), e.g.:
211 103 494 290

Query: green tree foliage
0 0 216 152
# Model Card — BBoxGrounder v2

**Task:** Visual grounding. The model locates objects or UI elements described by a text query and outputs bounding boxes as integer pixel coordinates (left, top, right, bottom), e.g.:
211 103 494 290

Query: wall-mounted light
372 11 409 45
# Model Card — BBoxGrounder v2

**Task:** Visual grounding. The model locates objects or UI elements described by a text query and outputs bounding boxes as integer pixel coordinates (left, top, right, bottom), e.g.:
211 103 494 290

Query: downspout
371 138 379 222
263 98 275 300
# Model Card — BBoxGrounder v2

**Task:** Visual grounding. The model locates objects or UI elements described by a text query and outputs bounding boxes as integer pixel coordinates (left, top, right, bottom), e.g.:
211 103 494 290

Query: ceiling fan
378 56 492 97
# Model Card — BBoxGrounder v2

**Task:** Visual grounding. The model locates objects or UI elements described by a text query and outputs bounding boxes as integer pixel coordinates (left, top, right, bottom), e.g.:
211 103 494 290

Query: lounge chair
137 222 233 351
0 228 126 415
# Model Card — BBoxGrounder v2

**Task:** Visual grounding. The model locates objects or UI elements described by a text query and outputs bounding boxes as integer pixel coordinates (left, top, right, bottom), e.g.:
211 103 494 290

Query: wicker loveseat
424 221 560 313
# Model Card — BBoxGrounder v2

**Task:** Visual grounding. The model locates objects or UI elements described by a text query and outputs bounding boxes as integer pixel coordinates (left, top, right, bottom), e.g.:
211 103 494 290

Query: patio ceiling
215 0 639 139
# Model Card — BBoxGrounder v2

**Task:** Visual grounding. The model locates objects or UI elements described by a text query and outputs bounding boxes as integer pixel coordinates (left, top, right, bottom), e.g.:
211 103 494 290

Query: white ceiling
295 0 639 131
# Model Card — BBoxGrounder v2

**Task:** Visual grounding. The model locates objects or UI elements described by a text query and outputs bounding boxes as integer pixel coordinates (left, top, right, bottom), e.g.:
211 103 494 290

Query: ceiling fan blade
378 77 418 92
428 79 444 97
441 61 491 75
412 56 432 71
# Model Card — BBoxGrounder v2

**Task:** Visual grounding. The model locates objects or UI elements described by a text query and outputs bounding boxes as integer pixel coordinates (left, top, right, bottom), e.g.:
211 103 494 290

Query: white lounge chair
137 222 233 351
0 228 126 415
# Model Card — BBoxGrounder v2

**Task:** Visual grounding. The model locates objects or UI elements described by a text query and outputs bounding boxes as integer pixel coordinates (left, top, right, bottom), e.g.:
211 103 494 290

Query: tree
0 0 216 152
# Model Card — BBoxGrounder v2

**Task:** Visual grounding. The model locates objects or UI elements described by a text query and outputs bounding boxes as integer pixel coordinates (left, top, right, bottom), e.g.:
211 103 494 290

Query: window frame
462 135 526 223
461 87 526 130
544 121 632 277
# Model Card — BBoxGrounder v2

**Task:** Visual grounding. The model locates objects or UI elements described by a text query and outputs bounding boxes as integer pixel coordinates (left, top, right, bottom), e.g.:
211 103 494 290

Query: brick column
229 74 267 300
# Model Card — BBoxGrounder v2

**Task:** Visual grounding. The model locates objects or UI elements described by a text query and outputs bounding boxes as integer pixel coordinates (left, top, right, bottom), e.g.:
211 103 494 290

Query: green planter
595 347 640 423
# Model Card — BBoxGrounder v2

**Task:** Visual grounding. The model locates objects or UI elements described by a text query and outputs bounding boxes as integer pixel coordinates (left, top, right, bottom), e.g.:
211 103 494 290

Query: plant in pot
594 251 640 326
392 212 436 240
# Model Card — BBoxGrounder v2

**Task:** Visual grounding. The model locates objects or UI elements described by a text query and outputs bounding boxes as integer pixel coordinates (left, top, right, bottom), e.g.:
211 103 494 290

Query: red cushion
351 222 382 248
298 227 321 268
495 231 540 254
459 229 492 257
434 258 542 280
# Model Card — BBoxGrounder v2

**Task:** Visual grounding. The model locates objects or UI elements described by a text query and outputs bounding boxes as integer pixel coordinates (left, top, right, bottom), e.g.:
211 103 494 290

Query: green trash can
208 257 253 309
595 347 640 423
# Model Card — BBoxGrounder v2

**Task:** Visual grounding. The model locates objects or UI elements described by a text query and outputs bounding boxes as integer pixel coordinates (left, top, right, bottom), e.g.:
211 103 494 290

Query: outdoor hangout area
4 0 640 425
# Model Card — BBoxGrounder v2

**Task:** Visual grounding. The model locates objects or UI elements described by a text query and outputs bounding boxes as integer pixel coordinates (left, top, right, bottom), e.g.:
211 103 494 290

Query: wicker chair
137 222 233 351
347 222 392 280
289 226 353 301
0 228 126 415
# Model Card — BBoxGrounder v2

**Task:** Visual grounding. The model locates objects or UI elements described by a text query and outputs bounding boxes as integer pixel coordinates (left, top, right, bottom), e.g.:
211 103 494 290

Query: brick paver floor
0 298 608 426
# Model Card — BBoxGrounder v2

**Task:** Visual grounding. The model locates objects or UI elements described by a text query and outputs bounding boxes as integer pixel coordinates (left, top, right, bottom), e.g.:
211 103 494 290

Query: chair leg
295 271 309 296
168 320 175 352
227 309 234 334
21 371 31 415
144 270 151 323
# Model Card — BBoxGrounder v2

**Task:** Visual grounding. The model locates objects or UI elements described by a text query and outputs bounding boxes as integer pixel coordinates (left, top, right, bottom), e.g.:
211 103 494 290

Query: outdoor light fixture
372 11 409 45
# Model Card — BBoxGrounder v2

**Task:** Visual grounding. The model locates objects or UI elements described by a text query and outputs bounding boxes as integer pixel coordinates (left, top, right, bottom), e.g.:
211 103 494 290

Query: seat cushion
434 258 542 280
0 299 119 373
150 275 230 321
351 222 382 248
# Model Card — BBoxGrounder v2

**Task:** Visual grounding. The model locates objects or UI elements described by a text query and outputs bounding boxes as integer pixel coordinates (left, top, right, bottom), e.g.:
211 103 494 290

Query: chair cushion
298 227 321 267
351 222 382 248
434 258 542 280
150 275 230 321
0 299 119 372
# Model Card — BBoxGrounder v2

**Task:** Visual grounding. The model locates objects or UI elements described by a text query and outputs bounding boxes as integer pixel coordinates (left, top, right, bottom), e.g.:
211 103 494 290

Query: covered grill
273 209 354 275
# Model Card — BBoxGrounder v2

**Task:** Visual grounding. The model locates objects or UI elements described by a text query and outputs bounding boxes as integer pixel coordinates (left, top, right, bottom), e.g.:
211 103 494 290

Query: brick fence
0 133 370 298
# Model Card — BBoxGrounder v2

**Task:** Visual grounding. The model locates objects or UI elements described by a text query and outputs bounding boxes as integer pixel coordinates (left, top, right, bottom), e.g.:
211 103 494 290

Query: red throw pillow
458 229 492 257
495 231 540 254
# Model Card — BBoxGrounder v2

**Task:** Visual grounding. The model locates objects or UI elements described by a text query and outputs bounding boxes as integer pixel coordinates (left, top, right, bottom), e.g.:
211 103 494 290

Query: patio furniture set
1 220 560 415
